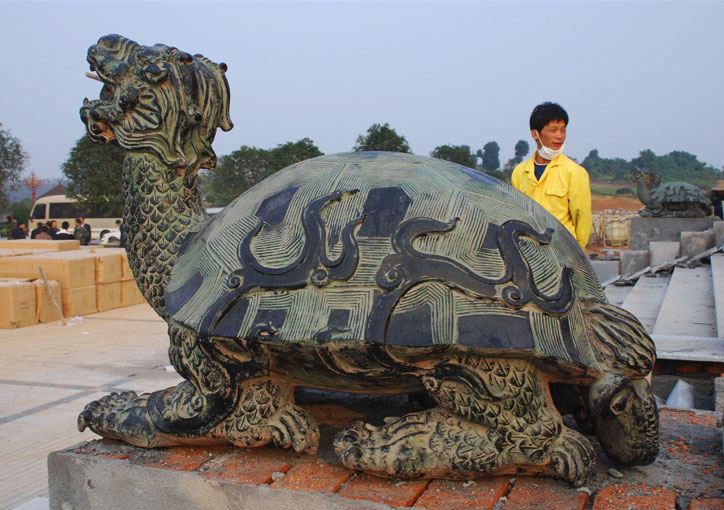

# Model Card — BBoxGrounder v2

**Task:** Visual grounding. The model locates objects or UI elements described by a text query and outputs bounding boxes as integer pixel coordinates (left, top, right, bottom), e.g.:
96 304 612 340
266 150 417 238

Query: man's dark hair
62 221 70 229
530 102 569 132
75 218 82 224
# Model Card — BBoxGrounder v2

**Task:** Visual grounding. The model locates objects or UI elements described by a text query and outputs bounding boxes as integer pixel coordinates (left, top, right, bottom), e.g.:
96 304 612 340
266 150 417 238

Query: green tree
478 141 500 172
205 139 323 206
582 149 632 181
267 138 323 173
354 123 411 153
514 139 530 162
630 149 720 187
430 144 476 168
62 135 125 216
0 123 28 211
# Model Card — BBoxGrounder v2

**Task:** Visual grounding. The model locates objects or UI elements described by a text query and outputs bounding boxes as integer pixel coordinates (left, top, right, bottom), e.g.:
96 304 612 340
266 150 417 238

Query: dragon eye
100 85 114 100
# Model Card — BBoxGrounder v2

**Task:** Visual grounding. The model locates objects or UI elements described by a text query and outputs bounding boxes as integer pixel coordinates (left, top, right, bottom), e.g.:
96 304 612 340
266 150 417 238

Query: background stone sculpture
77 34 658 486
631 168 711 217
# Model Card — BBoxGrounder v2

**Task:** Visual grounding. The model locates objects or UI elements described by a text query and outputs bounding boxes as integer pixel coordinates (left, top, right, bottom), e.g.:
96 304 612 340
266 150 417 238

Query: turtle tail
582 302 656 377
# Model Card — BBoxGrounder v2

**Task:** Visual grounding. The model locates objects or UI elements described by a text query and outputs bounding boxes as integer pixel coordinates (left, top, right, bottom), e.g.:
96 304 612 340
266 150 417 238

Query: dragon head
80 34 233 173
630 168 660 189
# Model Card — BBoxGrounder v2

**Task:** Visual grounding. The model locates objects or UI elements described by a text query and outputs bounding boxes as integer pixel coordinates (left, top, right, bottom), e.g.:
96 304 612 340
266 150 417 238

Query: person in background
30 222 45 239
80 216 91 243
47 220 59 239
116 219 125 247
10 222 27 239
74 218 90 245
710 181 724 220
35 225 52 240
55 221 76 240
511 102 592 251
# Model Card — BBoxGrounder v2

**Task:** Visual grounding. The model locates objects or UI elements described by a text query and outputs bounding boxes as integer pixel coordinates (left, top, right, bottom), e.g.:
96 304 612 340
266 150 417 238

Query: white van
28 194 121 242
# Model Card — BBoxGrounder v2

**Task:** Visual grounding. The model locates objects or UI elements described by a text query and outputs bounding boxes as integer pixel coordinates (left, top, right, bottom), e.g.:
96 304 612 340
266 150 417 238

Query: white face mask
534 131 564 161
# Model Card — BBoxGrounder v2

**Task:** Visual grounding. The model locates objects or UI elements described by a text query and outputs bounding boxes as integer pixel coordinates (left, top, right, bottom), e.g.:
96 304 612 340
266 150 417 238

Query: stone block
713 221 724 247
630 217 717 250
715 377 724 415
619 250 649 276
680 230 715 258
649 242 680 267
588 260 619 282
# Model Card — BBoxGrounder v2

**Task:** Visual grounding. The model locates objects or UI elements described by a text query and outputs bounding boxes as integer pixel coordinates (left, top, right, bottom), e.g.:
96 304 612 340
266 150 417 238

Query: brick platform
49 396 723 510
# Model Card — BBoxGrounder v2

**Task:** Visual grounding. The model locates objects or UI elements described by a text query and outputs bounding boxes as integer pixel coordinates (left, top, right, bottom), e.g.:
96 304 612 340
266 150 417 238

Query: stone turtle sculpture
77 34 658 486
632 168 711 217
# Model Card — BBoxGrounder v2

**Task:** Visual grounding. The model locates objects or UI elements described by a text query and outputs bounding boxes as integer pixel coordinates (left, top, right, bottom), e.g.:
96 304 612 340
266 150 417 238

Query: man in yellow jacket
511 102 592 250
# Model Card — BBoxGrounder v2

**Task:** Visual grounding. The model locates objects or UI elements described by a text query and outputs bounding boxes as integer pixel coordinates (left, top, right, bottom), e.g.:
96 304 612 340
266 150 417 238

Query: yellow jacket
511 153 592 250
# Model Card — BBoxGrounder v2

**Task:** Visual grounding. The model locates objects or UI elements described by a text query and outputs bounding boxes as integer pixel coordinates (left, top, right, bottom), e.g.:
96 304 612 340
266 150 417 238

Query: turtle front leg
335 356 594 485
590 374 659 465
79 321 319 453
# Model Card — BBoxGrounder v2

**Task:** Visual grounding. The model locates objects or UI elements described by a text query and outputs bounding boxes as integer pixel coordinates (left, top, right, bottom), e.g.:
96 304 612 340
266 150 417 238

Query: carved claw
548 429 595 487
78 391 174 448
268 405 320 454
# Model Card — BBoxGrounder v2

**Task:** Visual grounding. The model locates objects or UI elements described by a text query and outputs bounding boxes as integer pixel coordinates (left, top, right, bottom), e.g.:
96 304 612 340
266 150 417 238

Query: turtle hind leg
78 321 319 453
334 408 502 479
590 374 659 465
335 356 594 485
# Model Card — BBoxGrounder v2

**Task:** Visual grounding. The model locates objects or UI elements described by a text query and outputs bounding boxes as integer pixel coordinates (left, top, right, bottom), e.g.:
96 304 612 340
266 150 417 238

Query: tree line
1 121 722 216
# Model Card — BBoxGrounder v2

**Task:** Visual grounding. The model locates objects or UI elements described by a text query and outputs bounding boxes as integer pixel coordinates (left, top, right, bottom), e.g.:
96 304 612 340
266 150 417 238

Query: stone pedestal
630 218 718 250
47 408 724 510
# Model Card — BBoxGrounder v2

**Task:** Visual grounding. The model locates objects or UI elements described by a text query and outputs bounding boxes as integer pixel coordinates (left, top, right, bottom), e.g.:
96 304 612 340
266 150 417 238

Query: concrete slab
604 284 633 307
680 230 715 258
588 260 619 282
620 274 671 333
0 304 177 510
652 335 724 362
710 254 724 338
649 242 680 267
631 217 717 250
714 221 724 246
619 250 649 276
652 266 716 338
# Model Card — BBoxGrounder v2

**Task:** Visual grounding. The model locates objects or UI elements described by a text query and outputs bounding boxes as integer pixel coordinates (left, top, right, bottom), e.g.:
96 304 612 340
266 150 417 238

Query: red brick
414 478 509 510
147 445 229 471
337 473 430 507
272 461 353 493
660 408 719 429
690 499 724 510
592 483 677 510
201 447 298 484
504 477 588 510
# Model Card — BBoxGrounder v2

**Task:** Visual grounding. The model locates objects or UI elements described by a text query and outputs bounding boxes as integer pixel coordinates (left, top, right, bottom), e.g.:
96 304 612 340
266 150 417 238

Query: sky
1 0 723 180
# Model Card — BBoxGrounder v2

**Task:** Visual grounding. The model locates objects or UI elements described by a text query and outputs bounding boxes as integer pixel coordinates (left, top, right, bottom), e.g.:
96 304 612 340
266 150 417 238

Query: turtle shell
166 152 613 370
651 182 711 205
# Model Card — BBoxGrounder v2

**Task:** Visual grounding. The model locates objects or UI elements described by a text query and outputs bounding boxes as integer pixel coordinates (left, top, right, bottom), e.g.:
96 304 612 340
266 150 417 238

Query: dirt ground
591 196 643 212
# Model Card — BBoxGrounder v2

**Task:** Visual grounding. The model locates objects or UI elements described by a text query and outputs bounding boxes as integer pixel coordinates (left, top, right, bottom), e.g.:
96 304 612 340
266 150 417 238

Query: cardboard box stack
0 245 148 327
92 249 123 312
118 251 146 306
0 278 36 328
35 279 63 323
0 239 80 251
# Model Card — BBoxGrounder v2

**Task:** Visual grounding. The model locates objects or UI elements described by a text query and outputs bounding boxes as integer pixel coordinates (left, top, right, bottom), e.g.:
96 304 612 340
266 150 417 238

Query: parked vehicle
28 194 121 242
